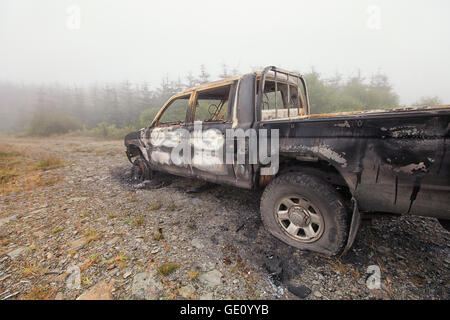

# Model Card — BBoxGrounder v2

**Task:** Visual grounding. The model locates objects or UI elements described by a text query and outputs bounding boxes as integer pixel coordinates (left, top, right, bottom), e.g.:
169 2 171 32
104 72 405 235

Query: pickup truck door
144 93 193 177
185 79 254 189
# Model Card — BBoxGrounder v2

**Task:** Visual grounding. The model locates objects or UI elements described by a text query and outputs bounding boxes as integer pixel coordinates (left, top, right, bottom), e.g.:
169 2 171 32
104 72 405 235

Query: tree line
0 64 442 137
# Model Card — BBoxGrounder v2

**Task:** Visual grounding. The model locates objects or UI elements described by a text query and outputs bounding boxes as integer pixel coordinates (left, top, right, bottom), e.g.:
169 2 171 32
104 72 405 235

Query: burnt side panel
261 109 450 219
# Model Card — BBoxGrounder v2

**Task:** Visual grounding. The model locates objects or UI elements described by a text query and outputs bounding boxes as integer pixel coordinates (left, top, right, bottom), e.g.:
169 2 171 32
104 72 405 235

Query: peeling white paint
150 150 171 165
391 128 421 138
394 162 427 174
191 128 224 151
334 121 350 128
192 151 227 174
306 145 348 167
380 125 422 138
150 128 184 148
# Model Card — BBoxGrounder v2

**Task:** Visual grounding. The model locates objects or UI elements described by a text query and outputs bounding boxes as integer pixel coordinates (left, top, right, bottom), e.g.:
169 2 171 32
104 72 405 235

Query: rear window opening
257 71 307 121
261 81 304 120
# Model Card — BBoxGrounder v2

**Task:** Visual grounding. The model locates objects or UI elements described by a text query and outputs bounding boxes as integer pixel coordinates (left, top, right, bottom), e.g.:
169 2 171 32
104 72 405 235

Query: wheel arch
260 155 355 202
126 143 148 163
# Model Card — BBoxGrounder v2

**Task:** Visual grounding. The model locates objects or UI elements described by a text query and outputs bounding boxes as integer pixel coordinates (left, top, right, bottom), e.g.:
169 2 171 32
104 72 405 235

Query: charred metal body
263 108 450 218
125 66 450 255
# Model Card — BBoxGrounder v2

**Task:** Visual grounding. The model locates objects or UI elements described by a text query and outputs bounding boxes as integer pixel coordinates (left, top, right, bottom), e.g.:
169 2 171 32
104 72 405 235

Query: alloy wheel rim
275 194 324 243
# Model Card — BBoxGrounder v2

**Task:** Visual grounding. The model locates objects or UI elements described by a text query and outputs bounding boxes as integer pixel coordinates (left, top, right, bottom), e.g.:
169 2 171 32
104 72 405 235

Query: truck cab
125 67 309 188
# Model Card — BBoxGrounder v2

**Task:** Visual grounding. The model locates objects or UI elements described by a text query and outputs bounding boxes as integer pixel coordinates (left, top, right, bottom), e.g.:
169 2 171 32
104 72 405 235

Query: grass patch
90 253 100 261
0 168 18 183
126 216 145 227
149 201 162 211
84 229 100 244
51 227 63 234
101 253 129 269
36 175 61 187
81 277 91 286
107 212 118 219
151 227 164 241
22 263 45 277
134 216 144 226
0 151 21 158
35 157 65 171
22 285 56 300
188 270 200 281
0 143 65 195
80 254 100 271
157 262 180 277
27 244 39 251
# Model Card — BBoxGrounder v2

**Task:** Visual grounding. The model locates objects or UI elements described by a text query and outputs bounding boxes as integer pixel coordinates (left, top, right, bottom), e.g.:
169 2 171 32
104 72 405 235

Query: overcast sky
1 0 449 105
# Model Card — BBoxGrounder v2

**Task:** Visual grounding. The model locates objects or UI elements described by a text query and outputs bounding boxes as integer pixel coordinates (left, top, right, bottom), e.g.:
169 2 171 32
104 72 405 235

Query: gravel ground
0 137 449 300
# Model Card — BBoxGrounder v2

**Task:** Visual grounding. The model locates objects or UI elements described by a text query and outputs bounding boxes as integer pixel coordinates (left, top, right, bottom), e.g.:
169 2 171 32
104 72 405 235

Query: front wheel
260 172 349 256
131 157 152 182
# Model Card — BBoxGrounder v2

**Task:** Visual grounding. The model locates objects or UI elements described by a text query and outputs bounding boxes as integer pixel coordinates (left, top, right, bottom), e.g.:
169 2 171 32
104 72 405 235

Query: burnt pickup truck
125 66 450 256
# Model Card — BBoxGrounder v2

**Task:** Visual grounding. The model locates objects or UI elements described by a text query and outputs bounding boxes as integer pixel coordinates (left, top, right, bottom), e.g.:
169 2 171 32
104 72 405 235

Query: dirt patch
0 137 449 300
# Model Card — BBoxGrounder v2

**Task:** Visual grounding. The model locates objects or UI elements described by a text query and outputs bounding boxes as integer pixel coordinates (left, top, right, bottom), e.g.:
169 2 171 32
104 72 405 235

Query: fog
1 0 449 105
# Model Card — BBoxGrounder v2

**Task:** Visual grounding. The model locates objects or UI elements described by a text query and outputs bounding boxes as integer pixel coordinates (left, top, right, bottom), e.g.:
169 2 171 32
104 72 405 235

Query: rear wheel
131 157 152 182
260 172 349 256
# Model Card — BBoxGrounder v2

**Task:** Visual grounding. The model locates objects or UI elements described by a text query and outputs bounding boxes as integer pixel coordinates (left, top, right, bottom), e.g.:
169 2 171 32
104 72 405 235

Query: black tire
131 157 152 182
260 172 349 256
438 219 450 232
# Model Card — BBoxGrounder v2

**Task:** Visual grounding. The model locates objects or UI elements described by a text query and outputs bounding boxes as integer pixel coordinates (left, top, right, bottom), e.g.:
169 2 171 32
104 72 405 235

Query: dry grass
0 150 21 158
51 227 64 234
126 216 145 227
27 244 39 252
84 229 100 245
149 201 162 211
151 227 164 241
80 254 100 271
157 262 180 277
107 212 118 219
0 143 65 195
22 285 56 300
22 263 46 277
0 168 18 184
0 239 11 247
188 270 200 281
35 157 65 170
36 175 62 187
134 216 145 226
100 253 129 269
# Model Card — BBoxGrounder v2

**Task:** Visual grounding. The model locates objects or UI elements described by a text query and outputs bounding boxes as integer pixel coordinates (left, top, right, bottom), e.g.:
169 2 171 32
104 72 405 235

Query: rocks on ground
0 137 449 301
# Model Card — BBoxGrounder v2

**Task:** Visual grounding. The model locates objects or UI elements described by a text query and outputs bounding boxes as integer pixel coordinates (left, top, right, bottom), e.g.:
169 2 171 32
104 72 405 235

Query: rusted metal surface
259 174 274 187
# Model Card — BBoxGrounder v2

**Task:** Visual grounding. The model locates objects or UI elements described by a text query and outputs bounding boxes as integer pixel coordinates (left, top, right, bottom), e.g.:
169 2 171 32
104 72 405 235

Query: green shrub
68 122 138 140
27 109 82 136
139 108 159 128
89 123 136 139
